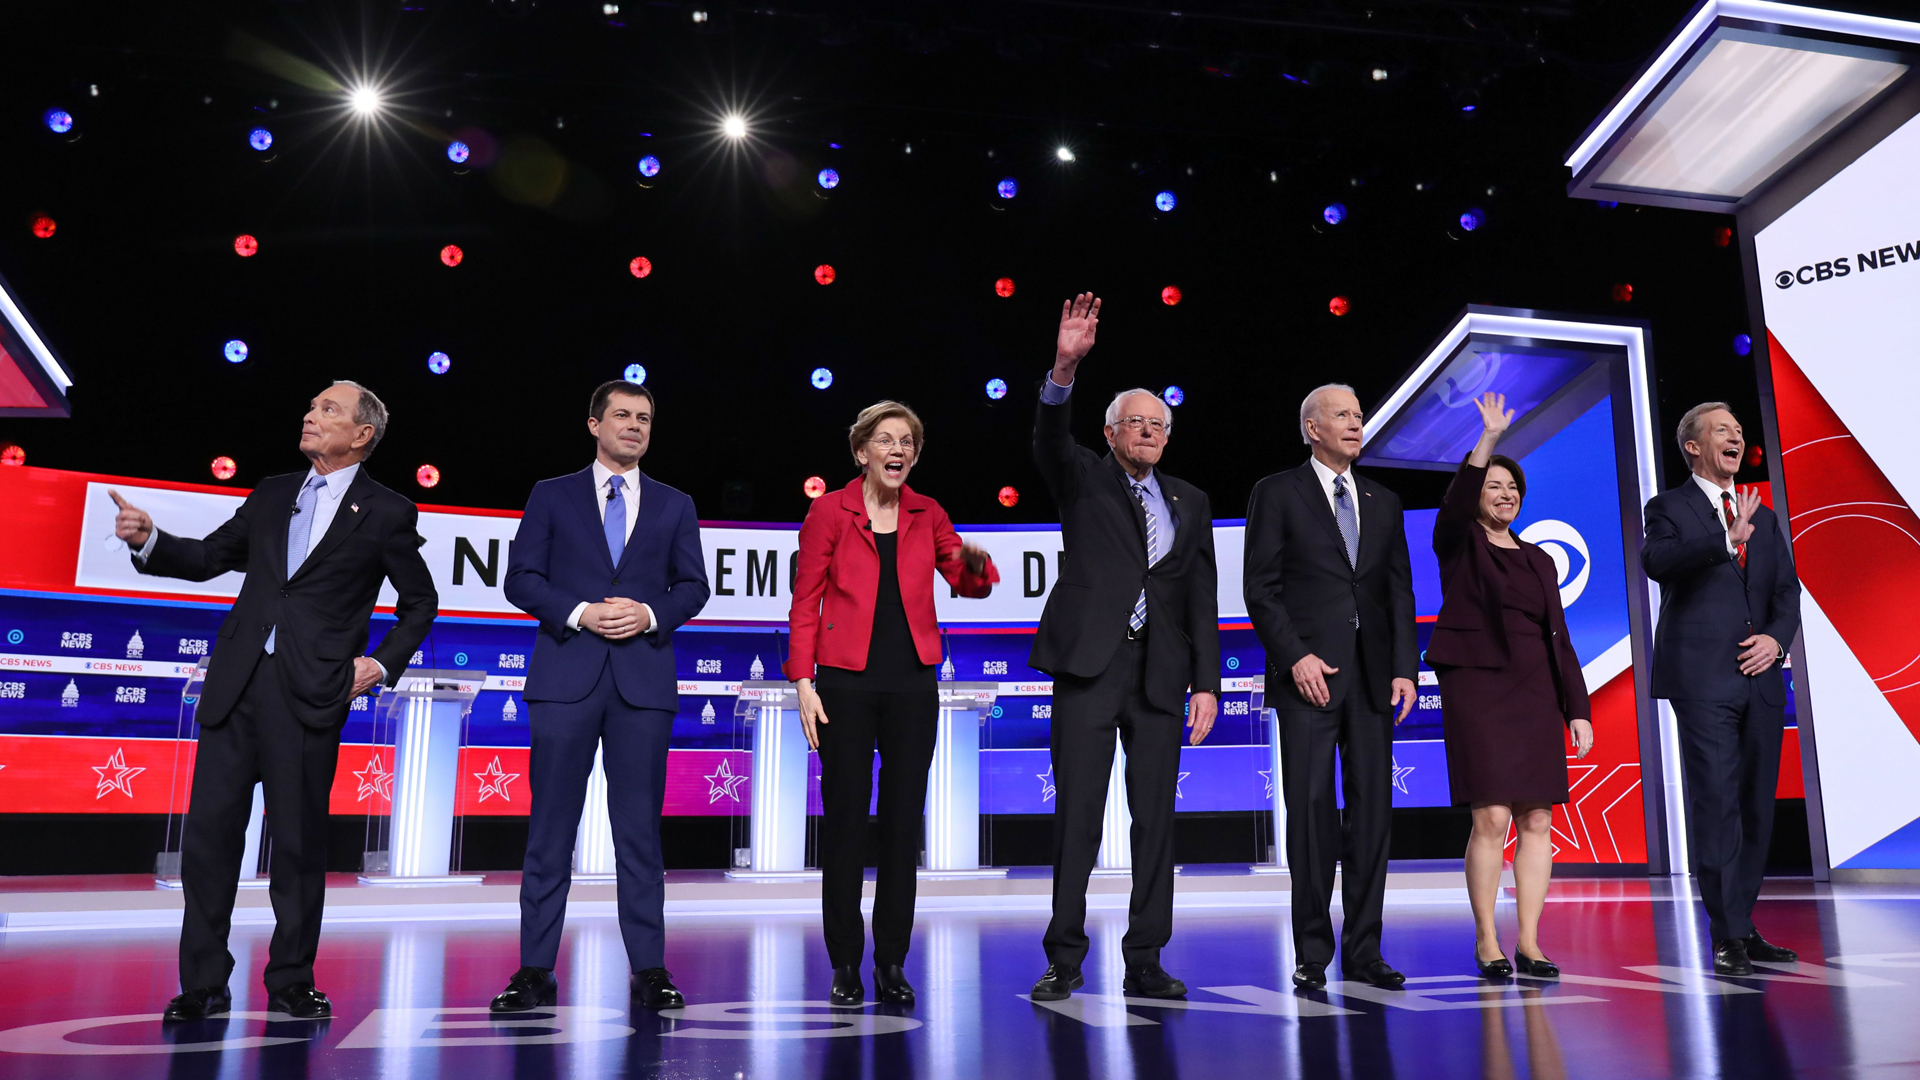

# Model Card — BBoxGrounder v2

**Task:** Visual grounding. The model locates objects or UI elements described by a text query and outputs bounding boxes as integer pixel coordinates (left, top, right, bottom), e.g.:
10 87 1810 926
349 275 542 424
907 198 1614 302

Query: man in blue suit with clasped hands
490 379 711 1013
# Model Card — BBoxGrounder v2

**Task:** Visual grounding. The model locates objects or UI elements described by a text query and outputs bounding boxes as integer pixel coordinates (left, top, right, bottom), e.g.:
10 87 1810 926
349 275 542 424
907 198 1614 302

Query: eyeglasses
1114 415 1168 434
870 435 917 452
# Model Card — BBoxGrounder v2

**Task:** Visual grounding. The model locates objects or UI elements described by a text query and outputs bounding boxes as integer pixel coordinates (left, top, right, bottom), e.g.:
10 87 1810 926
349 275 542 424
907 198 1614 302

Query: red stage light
1329 295 1351 316
1746 445 1765 468
30 215 56 239
233 234 258 257
815 264 836 285
416 464 441 488
210 456 237 480
804 476 827 499
440 245 464 267
1713 226 1733 247
998 485 1019 508
0 444 23 467
629 256 652 278
1612 283 1633 302
995 277 1015 298
1161 285 1182 306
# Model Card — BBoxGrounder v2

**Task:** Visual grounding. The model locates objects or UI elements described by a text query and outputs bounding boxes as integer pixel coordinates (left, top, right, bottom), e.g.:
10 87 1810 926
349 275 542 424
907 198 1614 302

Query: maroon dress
1436 542 1571 806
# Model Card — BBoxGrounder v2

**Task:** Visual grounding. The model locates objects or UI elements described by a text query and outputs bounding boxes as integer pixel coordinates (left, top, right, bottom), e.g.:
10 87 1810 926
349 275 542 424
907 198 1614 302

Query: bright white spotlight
722 115 747 139
348 86 383 115
1055 146 1076 162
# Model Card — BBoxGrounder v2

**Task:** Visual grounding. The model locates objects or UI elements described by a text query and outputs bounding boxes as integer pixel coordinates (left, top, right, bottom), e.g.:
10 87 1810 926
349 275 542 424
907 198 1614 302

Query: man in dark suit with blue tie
1642 402 1802 976
490 380 712 1011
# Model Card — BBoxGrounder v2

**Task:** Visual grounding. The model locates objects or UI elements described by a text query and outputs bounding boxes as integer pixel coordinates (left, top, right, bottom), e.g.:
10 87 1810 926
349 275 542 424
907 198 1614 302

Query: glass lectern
358 669 485 885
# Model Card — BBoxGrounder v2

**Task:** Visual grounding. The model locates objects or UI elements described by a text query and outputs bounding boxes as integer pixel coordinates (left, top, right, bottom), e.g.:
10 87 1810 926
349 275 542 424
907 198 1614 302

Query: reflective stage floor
2 870 1918 1079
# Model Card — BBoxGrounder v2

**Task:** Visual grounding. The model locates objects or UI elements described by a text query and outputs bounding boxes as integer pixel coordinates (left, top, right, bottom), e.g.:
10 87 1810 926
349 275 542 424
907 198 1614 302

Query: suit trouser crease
815 688 939 968
520 662 675 971
1043 638 1183 969
1672 687 1785 943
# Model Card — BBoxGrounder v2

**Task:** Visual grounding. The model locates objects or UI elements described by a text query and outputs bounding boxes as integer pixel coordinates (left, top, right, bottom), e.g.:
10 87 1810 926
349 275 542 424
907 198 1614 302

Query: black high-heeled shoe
830 965 864 1005
1513 952 1560 978
1475 950 1513 978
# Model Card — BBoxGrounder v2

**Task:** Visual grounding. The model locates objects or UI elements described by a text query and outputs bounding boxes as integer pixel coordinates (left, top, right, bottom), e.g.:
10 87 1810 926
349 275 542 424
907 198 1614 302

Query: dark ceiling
1 0 1887 522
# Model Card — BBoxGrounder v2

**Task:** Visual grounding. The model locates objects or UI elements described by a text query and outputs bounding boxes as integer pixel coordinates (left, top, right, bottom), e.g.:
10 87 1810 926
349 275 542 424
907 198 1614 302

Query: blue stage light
427 351 451 374
1598 200 1619 208
44 109 73 134
997 178 1018 199
1459 209 1483 232
223 340 249 364
810 367 833 390
986 378 1008 400
624 363 647 384
638 155 661 178
1323 202 1347 225
1461 104 1478 112
1732 334 1753 357
817 168 840 189
248 128 273 151
1155 191 1177 212
447 141 470 164
1164 385 1185 407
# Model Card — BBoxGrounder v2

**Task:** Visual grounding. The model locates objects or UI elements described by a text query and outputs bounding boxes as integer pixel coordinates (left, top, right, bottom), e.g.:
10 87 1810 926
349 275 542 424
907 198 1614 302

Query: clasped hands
1292 652 1418 723
582 598 651 640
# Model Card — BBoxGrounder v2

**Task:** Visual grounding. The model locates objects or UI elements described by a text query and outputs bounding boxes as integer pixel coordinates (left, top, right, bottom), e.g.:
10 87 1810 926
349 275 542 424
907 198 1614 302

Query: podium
1249 674 1289 874
925 683 1004 877
358 670 485 885
155 658 268 890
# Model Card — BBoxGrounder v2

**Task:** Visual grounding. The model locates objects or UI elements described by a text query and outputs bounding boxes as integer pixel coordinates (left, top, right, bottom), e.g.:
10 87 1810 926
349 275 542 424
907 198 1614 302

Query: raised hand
1053 292 1102 383
1475 392 1513 437
107 489 153 548
1727 488 1762 547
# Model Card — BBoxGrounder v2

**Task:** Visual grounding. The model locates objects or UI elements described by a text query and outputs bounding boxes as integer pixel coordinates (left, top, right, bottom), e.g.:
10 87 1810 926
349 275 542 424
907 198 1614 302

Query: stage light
1164 385 1185 406
1459 209 1483 231
817 168 840 189
1329 295 1351 316
811 367 834 389
814 264 836 285
1713 226 1733 247
723 115 748 140
30 215 56 239
416 464 440 489
0 444 23 466
1746 445 1765 468
624 363 647 383
997 178 1018 199
986 378 1008 400
1160 285 1182 306
629 256 653 278
1461 104 1477 113
1323 202 1346 225
210 456 236 481
804 476 826 499
998 486 1020 508
1371 68 1389 81
440 244 463 267
447 141 470 164
1612 283 1634 302
234 234 258 257
692 9 708 21
1055 146 1076 162
1598 200 1620 208
248 128 273 151
427 351 451 374
348 86 383 115
1155 191 1177 212
638 155 661 178
224 340 249 363
1732 333 1753 356
44 109 73 134
994 277 1015 297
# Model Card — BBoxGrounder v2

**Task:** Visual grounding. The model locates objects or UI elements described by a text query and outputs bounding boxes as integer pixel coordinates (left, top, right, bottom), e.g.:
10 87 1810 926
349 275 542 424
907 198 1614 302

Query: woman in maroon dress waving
1427 392 1594 979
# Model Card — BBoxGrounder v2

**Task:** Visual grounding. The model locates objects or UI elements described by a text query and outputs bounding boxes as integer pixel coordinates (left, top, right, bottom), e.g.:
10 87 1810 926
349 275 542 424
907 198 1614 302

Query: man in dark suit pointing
111 380 438 1021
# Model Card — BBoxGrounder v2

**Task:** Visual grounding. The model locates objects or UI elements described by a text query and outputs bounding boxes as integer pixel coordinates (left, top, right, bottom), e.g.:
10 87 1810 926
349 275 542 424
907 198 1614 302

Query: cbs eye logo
1774 270 1796 289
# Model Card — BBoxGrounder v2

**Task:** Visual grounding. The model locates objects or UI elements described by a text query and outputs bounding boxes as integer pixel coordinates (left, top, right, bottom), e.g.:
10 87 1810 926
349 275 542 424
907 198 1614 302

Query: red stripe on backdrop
0 734 197 813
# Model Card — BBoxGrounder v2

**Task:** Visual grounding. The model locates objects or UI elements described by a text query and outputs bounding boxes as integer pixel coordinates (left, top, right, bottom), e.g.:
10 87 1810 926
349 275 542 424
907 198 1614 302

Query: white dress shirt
1690 471 1741 557
1308 455 1360 542
565 460 658 634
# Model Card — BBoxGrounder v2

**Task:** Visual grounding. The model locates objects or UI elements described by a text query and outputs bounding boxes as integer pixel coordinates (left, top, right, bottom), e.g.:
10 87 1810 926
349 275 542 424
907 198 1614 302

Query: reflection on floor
0 872 1916 1079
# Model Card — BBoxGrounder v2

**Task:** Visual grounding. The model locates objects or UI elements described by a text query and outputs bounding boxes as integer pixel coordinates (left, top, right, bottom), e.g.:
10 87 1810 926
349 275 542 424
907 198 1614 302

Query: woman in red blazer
1428 392 1594 981
784 400 998 1009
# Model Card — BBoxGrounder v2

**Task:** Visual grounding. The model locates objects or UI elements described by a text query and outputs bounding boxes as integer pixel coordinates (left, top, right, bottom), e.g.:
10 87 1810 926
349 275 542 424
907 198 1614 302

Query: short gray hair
1299 383 1357 444
1676 401 1734 466
1105 387 1173 433
332 379 390 459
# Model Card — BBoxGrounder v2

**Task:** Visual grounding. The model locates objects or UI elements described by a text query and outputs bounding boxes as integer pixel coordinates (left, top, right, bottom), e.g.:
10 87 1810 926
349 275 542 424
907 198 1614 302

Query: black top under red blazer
1426 462 1590 723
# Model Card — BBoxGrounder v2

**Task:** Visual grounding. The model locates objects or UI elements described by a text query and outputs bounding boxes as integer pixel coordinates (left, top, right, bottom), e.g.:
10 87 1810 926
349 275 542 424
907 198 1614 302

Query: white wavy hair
1298 382 1357 445
1104 388 1173 433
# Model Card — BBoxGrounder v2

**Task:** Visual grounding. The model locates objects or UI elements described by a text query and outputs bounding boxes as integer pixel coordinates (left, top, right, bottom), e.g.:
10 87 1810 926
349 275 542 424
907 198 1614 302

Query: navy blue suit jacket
505 466 711 710
1641 480 1801 706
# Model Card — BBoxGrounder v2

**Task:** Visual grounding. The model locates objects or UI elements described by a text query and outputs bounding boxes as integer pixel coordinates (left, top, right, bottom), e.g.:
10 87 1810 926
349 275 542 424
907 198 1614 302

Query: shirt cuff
567 601 590 631
639 603 659 635
134 530 159 562
372 659 388 683
1040 371 1073 405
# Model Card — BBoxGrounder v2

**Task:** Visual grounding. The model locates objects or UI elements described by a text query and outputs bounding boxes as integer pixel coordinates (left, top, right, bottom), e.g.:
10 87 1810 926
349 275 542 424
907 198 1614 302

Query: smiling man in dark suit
490 379 711 1013
111 380 438 1021
1244 383 1418 991
1026 293 1221 1004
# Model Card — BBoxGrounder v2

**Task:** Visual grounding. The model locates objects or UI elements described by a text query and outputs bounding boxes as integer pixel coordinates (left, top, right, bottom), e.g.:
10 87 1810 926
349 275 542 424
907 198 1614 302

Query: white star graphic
1258 767 1275 800
472 757 521 803
354 754 395 802
1175 770 1192 799
1391 757 1416 795
704 758 748 804
92 747 145 800
1035 765 1057 802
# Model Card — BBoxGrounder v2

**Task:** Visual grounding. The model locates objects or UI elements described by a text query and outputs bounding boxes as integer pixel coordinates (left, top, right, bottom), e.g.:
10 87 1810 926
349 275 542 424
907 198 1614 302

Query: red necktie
1721 491 1747 569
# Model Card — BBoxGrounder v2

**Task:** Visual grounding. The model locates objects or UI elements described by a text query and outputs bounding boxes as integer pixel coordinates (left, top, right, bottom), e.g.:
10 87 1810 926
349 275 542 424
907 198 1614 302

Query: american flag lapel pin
351 503 360 513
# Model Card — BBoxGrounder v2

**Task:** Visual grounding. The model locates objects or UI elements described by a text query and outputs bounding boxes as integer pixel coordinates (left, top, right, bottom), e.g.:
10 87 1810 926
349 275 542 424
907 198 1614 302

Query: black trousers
179 653 346 993
1275 650 1394 968
1673 685 1786 942
814 688 939 968
1044 637 1184 969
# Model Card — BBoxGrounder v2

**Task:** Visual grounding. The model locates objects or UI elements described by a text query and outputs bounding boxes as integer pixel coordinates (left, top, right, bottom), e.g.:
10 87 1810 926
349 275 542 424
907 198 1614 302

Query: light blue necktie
265 475 327 655
604 474 627 566
1130 481 1160 632
1333 474 1359 567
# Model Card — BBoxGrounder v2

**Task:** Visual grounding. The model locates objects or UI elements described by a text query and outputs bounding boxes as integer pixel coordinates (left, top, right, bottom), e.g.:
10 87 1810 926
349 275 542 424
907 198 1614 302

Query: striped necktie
1130 481 1160 632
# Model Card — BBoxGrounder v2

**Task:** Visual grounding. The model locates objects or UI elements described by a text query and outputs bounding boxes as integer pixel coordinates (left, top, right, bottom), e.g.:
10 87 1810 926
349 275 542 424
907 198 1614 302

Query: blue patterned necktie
1130 481 1160 632
1333 474 1358 567
265 475 327 655
604 474 627 566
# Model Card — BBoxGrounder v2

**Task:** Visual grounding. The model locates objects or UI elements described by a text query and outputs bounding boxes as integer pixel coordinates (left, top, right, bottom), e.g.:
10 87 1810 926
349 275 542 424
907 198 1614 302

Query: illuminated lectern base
1247 675 1290 875
359 670 486 887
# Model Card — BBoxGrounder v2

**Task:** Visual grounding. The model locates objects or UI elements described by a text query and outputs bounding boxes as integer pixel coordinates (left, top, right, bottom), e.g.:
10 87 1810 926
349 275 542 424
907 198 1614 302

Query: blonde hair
848 400 926 466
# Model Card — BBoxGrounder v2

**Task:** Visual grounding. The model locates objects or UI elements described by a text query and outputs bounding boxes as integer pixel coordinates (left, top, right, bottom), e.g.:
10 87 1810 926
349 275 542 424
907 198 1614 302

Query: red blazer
783 479 999 681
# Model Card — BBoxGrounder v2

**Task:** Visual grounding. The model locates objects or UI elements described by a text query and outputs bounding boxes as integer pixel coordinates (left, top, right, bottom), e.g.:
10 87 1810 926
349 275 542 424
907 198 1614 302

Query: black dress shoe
1513 952 1559 979
1475 951 1514 979
1744 934 1798 963
831 965 865 1006
163 986 232 1022
1030 964 1083 1002
873 964 914 1006
632 967 685 1008
1123 963 1187 999
490 966 558 1013
1713 939 1754 976
1358 960 1406 989
1291 962 1327 989
265 984 331 1019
